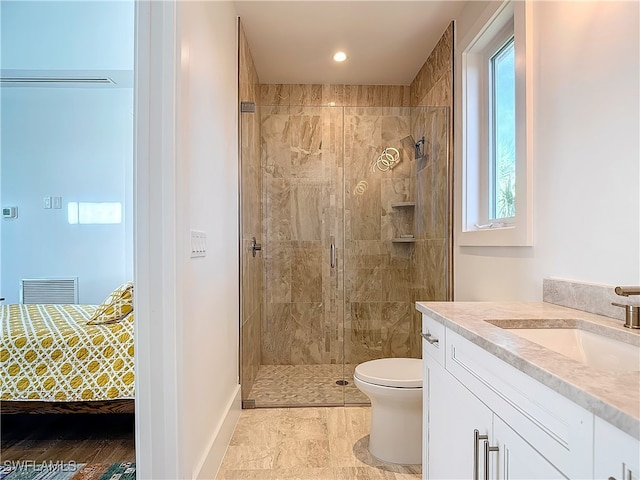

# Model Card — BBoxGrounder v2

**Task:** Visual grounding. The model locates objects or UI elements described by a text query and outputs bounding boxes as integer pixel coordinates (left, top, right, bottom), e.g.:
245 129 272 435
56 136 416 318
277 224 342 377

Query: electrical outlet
190 230 206 258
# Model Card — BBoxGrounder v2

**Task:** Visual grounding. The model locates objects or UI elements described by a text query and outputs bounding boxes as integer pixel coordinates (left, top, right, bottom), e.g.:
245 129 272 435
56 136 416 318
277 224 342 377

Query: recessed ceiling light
333 51 347 62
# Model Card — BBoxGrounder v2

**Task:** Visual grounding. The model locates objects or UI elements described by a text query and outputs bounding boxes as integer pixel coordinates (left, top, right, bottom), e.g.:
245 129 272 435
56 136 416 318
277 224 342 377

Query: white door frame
133 1 183 477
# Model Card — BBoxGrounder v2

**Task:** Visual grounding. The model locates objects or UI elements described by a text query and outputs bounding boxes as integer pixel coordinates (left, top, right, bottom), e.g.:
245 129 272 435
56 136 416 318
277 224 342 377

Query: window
459 0 533 246
490 37 515 221
68 202 122 225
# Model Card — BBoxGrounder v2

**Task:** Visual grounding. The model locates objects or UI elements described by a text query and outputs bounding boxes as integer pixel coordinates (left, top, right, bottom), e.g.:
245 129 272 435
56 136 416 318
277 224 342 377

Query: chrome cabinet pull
484 440 499 480
421 332 439 345
473 429 489 480
330 236 336 268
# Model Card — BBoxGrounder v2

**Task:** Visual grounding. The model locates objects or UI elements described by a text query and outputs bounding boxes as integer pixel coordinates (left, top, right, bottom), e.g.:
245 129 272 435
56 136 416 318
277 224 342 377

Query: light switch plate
190 230 206 258
53 196 62 209
43 196 52 209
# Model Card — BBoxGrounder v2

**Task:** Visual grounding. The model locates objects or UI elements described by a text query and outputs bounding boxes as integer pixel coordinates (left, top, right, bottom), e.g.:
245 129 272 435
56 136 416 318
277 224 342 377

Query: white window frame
459 0 534 246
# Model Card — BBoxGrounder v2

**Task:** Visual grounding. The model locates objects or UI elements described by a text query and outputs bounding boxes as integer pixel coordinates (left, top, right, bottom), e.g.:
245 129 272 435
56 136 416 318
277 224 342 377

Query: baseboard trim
193 385 241 479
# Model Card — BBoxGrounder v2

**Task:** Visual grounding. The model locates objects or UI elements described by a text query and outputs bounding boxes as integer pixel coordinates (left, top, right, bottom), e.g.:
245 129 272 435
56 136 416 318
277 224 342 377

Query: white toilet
353 357 423 465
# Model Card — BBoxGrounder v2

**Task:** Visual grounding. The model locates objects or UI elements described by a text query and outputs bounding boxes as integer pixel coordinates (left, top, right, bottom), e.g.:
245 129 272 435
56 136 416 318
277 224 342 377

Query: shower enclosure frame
239 103 451 409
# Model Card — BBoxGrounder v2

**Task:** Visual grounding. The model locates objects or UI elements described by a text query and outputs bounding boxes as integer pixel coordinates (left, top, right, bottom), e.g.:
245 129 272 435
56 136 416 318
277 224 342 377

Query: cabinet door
425 355 493 480
594 417 640 480
492 416 568 480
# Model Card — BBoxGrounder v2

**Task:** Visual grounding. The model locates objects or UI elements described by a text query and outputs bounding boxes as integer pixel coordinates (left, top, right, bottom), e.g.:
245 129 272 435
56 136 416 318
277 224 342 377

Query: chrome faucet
612 286 640 329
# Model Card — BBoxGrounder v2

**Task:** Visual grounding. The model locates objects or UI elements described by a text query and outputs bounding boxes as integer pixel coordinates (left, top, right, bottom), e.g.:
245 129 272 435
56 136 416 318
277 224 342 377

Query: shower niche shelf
390 202 416 208
390 201 416 243
391 237 416 243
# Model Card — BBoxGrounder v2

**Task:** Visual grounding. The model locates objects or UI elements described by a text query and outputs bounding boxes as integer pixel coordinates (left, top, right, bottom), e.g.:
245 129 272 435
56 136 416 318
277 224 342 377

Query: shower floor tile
248 364 369 407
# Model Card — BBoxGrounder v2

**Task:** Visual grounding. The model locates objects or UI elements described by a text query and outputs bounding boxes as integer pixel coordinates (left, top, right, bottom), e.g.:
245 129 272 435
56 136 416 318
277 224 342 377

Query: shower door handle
330 236 336 268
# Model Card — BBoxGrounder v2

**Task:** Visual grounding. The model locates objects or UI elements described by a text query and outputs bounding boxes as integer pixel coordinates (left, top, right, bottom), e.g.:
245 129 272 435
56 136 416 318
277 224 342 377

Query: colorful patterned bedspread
1 304 134 402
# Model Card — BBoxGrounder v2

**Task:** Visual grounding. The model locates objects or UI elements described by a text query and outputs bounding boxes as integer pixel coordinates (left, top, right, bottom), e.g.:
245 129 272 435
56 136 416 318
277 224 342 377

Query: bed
1 301 135 414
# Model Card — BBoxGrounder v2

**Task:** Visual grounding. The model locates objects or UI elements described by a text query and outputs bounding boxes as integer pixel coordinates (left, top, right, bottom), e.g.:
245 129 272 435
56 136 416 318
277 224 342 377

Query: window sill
459 224 532 247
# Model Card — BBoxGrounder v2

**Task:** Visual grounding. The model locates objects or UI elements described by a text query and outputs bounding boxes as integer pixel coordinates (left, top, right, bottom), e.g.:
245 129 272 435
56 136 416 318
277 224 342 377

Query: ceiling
234 1 468 86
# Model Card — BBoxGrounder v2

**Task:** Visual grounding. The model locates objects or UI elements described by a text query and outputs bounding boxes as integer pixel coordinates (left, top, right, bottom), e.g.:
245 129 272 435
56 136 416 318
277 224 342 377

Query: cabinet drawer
445 328 593 480
421 314 445 367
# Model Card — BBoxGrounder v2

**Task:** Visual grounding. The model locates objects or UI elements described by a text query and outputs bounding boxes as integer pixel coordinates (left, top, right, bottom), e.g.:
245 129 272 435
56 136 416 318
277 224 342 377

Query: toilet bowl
353 358 422 465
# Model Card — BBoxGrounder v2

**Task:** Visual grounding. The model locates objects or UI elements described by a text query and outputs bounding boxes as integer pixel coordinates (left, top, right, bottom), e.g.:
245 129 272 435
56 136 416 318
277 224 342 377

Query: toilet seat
354 358 422 388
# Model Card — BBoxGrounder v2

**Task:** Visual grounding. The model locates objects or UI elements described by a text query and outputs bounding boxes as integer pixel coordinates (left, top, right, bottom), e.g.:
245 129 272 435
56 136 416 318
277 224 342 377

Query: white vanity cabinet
492 416 567 480
424 346 568 480
424 352 492 479
422 315 598 480
594 417 640 480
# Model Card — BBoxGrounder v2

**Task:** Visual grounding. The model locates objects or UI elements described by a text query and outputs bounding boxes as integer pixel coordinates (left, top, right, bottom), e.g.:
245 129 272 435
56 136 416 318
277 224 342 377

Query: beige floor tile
220 445 275 470
327 407 368 441
380 464 422 479
272 439 331 469
328 434 363 468
276 416 328 442
230 411 280 447
271 467 335 480
344 407 371 439
332 466 396 479
216 469 274 480
284 407 328 419
218 406 420 480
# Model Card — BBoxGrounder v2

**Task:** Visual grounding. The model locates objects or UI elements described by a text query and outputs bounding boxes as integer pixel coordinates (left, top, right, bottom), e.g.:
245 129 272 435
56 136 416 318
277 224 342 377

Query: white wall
134 1 240 478
178 2 241 478
0 1 134 71
0 0 134 303
454 1 640 301
0 87 133 303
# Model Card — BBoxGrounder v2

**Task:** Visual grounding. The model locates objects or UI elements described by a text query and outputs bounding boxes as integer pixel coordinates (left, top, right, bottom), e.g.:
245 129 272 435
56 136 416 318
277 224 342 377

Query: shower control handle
251 237 262 257
330 237 336 268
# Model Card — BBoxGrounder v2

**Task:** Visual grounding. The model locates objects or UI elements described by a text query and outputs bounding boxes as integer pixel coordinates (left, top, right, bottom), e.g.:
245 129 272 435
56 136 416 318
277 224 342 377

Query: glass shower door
256 105 346 406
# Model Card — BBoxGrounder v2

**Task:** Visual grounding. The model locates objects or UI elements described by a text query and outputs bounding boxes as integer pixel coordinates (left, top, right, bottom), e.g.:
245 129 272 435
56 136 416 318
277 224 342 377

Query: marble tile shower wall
260 84 411 109
260 83 423 366
343 106 419 363
261 105 344 365
409 22 453 333
410 107 449 301
239 21 263 399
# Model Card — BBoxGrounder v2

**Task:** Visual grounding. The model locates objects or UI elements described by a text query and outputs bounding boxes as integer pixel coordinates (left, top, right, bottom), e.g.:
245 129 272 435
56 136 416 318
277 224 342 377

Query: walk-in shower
239 103 450 408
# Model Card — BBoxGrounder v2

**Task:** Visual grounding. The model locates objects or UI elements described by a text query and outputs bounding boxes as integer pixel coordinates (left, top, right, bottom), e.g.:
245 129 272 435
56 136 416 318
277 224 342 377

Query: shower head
414 136 425 160
399 135 425 160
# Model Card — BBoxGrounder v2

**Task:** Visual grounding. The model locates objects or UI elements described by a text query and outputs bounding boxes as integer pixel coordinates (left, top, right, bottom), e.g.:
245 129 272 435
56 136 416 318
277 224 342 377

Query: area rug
0 462 135 480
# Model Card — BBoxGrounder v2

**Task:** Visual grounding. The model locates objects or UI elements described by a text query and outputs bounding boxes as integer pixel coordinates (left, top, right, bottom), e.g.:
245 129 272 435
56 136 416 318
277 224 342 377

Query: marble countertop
415 301 640 440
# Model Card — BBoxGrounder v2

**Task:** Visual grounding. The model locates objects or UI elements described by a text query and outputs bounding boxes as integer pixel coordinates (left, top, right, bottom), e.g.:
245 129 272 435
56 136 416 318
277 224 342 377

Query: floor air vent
20 277 78 304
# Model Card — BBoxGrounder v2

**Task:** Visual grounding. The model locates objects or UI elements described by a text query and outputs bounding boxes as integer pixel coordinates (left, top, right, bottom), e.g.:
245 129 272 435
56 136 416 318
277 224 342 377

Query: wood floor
0 414 135 463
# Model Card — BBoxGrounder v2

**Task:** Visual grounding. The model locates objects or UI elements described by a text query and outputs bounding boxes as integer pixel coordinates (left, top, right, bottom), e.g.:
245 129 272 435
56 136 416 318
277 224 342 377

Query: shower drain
335 380 349 386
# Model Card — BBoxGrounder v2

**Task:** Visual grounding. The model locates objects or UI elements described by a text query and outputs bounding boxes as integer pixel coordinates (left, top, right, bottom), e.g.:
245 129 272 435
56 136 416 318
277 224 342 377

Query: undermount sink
486 320 640 373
